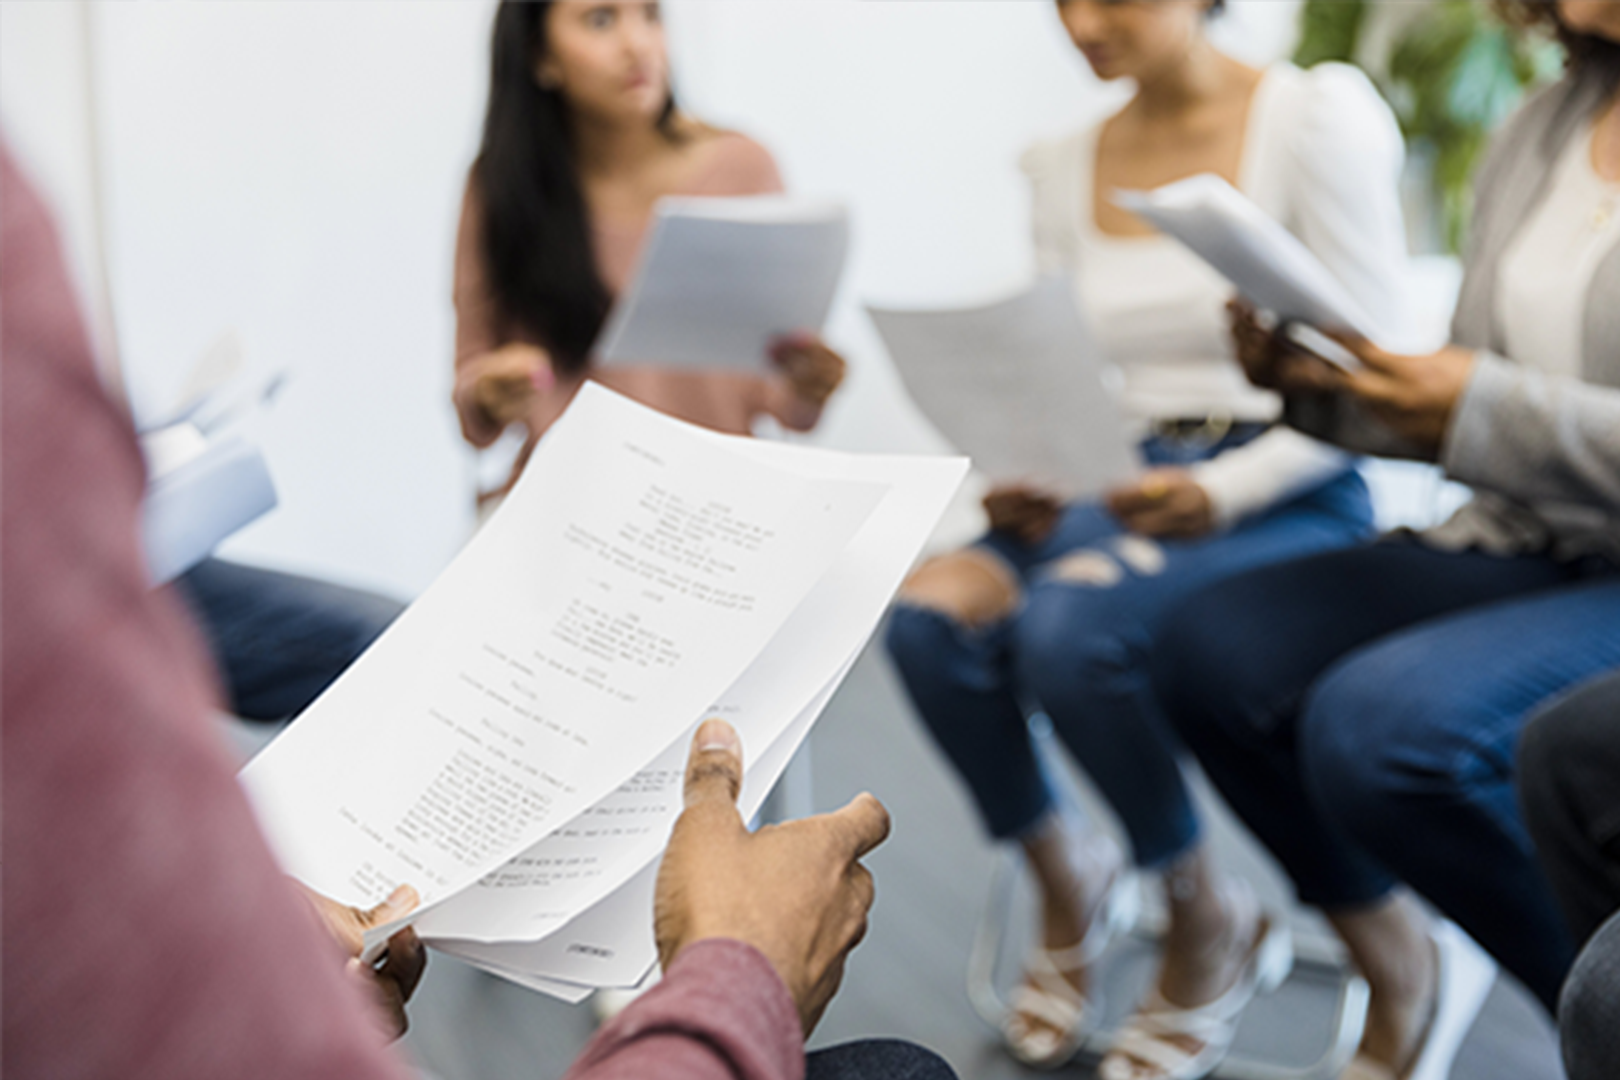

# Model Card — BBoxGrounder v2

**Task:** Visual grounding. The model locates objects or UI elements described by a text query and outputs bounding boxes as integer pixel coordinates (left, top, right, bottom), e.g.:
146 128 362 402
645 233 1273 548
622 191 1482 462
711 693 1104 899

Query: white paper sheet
414 434 969 945
141 428 278 585
867 277 1138 497
435 661 842 992
240 385 884 925
1112 174 1378 339
428 436 967 996
595 196 850 370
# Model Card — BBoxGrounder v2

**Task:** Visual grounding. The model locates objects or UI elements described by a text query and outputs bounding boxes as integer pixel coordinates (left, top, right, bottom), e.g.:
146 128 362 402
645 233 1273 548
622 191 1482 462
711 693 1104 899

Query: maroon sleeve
0 146 411 1080
565 939 805 1080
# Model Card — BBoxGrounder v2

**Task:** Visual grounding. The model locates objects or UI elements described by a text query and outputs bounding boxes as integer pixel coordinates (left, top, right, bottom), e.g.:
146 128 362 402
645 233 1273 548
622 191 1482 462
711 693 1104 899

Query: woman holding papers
1150 3 1620 1075
885 1 1410 1076
452 1 844 506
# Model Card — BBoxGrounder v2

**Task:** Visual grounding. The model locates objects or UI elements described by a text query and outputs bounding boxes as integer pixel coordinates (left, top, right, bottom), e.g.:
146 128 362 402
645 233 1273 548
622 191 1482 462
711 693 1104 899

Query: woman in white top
883 2 1409 1077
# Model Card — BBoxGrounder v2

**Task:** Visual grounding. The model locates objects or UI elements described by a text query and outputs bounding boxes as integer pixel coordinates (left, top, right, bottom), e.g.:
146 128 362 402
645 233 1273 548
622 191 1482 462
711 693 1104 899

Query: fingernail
386 884 416 909
531 368 553 391
695 718 739 754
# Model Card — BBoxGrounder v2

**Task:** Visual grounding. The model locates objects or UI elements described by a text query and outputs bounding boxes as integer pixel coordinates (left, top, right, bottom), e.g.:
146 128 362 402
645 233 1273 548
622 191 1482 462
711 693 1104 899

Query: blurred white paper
241 385 884 924
140 425 277 585
1112 175 1377 338
596 196 850 370
868 277 1138 497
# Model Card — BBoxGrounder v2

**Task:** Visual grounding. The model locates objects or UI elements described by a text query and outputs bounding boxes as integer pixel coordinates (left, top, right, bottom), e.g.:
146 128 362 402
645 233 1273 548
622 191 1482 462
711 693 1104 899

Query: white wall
0 1 120 378
3 0 1303 598
86 1 494 598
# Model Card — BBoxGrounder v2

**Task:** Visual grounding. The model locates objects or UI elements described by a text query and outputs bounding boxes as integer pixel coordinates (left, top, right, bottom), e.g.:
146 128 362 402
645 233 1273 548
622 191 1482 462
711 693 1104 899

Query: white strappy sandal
1002 851 1142 1070
1099 903 1294 1080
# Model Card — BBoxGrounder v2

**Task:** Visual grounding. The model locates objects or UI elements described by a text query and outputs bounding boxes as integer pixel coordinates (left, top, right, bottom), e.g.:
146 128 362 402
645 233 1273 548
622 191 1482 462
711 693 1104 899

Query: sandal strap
1107 1025 1221 1078
1100 908 1291 1080
1128 992 1242 1050
1007 983 1087 1031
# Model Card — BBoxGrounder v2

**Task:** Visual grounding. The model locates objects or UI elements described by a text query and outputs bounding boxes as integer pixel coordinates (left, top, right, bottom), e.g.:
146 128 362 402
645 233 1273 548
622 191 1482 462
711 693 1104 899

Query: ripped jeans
884 428 1373 867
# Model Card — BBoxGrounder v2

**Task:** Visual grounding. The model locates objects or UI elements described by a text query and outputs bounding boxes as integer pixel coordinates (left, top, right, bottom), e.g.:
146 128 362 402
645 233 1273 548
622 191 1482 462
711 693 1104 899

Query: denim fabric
806 1040 959 1080
173 557 403 721
885 430 1373 867
1153 541 1620 1010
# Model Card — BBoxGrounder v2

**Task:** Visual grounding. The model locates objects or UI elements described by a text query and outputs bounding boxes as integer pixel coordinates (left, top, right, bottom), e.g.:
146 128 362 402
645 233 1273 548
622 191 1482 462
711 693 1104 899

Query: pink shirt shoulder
452 129 808 499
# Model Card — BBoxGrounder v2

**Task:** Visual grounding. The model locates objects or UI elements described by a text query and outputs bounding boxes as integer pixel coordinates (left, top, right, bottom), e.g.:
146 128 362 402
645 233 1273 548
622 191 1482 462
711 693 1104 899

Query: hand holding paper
596 197 850 371
656 719 888 1035
241 385 966 999
868 277 1138 497
1113 174 1380 367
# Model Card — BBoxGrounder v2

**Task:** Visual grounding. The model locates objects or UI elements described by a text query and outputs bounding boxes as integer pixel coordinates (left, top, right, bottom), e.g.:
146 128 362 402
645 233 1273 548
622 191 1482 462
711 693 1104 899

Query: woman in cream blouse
884 2 1410 1077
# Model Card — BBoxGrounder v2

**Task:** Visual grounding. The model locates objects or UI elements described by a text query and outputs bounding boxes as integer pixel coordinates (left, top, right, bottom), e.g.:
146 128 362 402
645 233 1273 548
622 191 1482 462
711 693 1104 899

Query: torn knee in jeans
1047 549 1124 588
896 549 1022 628
1111 535 1167 577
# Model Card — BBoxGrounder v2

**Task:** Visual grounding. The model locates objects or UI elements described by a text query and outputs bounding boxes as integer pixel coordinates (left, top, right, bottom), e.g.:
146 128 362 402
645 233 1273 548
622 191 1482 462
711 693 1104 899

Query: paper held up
867 276 1138 498
239 384 966 998
1112 174 1379 366
595 196 851 370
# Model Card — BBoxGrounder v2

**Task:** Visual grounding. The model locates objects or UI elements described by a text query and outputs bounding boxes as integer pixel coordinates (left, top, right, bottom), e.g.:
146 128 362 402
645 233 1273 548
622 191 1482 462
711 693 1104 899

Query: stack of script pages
241 384 966 1001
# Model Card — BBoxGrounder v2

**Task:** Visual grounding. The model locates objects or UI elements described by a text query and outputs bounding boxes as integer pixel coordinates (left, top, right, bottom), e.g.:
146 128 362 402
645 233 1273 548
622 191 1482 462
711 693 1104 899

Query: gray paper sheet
597 196 850 370
868 277 1138 497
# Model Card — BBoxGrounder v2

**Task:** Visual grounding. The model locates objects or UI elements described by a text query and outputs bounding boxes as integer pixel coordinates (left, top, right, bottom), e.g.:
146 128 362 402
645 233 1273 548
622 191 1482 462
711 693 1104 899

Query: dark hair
1496 1 1620 87
474 1 679 375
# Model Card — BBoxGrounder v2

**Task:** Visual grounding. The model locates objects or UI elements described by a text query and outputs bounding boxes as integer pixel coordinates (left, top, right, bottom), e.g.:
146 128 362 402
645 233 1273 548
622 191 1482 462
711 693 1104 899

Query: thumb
683 718 745 810
359 884 420 929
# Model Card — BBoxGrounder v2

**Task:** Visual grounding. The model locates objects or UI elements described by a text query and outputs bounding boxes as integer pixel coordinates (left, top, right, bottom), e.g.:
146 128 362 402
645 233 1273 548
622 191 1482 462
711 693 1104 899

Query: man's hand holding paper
657 719 889 1035
239 384 966 998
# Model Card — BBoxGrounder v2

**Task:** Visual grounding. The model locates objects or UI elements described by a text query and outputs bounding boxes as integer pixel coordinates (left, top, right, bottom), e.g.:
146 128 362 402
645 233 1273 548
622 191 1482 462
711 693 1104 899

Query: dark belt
1146 415 1269 447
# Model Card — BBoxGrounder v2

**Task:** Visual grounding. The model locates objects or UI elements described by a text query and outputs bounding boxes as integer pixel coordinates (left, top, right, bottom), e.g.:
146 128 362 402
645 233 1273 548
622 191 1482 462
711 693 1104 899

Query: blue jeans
1152 541 1620 1010
174 557 403 722
884 430 1373 868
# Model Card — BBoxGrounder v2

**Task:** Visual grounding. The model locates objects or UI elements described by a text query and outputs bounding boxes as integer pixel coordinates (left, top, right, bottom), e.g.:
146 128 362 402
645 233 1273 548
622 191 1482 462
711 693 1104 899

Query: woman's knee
894 550 1021 629
1299 646 1487 837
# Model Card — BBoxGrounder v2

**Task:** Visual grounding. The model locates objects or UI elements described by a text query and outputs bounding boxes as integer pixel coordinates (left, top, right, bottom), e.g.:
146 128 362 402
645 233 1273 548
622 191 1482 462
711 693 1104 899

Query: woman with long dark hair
454 1 844 504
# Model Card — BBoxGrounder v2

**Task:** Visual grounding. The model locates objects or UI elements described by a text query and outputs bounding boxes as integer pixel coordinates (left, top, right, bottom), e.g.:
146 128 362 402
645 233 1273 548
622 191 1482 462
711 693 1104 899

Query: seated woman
454 0 844 507
883 1 1409 1075
1151 2 1620 1076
